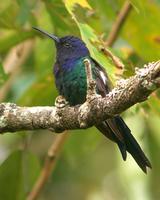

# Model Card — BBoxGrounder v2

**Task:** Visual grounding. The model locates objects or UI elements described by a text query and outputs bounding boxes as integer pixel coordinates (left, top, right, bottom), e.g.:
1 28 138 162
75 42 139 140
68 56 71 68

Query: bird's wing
91 58 111 96
91 58 125 143
91 58 152 172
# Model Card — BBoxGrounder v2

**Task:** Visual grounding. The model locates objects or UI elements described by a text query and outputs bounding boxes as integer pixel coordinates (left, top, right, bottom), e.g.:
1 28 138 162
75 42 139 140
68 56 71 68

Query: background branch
27 132 68 200
99 1 132 70
105 1 132 46
0 40 34 101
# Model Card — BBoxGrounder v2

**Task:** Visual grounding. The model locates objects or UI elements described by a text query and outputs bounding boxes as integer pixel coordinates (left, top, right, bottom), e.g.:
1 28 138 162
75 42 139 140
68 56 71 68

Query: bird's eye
64 43 71 48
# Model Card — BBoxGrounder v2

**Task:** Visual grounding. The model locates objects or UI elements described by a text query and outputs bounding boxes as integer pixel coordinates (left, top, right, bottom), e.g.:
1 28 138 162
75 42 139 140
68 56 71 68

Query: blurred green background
0 0 160 200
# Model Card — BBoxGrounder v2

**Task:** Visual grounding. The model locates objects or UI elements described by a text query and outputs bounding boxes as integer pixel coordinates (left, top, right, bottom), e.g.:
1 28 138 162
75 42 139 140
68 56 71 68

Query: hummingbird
33 27 152 173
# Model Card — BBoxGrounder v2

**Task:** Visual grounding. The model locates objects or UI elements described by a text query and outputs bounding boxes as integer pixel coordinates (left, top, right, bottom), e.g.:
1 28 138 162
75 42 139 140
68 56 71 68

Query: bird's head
33 27 90 61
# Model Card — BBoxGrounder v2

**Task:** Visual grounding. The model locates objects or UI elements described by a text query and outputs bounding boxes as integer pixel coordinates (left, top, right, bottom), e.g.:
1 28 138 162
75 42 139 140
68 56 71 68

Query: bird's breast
54 57 90 106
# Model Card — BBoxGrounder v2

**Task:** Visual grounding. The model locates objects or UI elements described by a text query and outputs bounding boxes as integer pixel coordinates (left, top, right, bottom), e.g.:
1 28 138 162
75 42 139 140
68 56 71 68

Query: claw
55 96 69 108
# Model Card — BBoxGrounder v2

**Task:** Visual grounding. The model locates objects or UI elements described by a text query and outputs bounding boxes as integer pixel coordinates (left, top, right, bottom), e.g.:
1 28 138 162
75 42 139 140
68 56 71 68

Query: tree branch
101 1 132 70
0 40 34 101
105 1 132 46
0 61 159 134
100 47 124 69
27 132 68 200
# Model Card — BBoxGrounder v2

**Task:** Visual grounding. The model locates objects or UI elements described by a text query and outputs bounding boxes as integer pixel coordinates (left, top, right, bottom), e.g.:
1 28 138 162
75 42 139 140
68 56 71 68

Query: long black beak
33 27 60 43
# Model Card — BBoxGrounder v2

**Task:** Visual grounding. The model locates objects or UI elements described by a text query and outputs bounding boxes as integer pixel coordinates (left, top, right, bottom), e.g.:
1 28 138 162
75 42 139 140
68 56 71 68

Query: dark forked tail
96 116 152 173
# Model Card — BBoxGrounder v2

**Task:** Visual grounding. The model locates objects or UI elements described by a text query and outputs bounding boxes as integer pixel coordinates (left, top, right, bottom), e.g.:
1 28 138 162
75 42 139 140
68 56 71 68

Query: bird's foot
55 95 69 108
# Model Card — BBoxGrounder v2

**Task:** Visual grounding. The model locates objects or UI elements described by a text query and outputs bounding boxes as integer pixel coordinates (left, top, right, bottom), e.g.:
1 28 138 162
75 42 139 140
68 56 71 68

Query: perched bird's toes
55 95 69 108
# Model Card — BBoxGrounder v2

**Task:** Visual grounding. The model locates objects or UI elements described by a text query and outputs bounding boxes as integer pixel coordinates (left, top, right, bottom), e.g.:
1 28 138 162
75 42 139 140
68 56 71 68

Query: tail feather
115 117 152 173
117 142 127 161
96 116 152 173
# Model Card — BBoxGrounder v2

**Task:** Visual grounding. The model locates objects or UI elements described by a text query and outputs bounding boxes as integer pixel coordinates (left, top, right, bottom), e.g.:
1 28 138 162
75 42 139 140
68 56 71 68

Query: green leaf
0 151 25 200
0 1 37 29
44 0 76 32
16 0 37 26
0 2 19 29
0 150 41 200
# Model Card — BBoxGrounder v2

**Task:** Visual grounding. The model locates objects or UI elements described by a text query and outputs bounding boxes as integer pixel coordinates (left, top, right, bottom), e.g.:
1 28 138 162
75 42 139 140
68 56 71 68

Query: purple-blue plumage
55 36 90 65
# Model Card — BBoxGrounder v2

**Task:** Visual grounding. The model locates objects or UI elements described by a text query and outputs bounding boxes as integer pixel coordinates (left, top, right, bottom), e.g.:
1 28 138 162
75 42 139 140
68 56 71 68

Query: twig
101 47 124 69
105 1 132 47
99 1 132 71
0 61 160 133
27 132 68 200
99 1 132 70
84 59 96 98
78 59 97 128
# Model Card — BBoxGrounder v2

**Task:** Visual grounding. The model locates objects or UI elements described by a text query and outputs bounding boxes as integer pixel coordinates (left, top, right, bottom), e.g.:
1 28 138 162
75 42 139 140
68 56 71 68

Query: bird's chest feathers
55 57 90 105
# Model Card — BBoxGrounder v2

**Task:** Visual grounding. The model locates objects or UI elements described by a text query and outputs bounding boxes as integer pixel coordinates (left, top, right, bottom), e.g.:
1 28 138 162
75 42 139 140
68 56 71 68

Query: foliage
0 0 160 200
